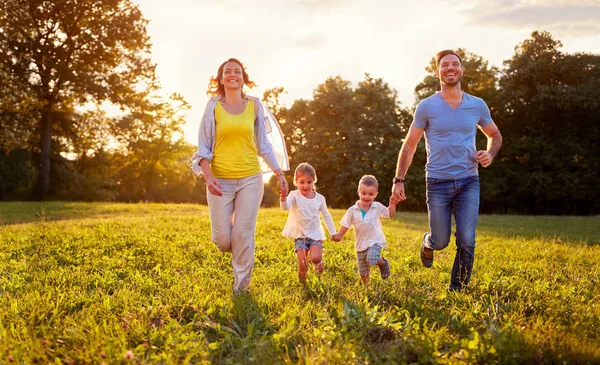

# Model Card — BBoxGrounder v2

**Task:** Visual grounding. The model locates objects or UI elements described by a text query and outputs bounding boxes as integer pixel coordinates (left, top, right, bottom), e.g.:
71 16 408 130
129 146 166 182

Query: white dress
281 190 337 241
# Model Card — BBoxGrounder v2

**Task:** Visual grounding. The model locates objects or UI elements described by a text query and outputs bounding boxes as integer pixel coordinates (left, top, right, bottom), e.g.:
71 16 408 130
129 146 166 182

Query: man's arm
392 125 424 202
476 122 502 168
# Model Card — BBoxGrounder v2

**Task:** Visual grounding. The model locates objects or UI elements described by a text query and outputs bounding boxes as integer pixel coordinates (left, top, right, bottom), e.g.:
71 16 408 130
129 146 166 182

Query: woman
191 58 289 293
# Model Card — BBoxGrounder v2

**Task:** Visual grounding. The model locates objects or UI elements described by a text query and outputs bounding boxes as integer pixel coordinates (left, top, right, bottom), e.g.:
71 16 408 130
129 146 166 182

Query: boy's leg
356 249 370 284
368 245 390 280
309 241 324 274
295 247 309 282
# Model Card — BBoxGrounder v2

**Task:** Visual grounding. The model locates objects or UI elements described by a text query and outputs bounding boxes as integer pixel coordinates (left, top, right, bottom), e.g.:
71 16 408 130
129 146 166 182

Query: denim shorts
294 237 323 252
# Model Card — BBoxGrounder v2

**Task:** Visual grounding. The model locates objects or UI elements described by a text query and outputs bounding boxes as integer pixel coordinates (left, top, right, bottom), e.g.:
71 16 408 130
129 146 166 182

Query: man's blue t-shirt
412 92 493 180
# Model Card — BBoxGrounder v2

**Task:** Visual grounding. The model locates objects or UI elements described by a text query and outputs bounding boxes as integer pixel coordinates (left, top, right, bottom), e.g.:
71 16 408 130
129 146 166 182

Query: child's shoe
379 258 391 280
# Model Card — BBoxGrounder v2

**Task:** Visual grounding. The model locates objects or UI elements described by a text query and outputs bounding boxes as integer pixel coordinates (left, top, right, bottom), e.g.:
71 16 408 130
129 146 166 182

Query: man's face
437 54 463 87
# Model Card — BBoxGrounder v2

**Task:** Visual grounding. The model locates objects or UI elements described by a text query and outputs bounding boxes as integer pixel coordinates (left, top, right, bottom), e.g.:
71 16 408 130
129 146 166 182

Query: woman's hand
277 173 288 199
206 177 223 196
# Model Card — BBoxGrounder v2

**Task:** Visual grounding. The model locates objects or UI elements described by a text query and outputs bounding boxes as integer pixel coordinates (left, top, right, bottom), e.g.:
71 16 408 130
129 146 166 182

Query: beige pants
207 173 264 291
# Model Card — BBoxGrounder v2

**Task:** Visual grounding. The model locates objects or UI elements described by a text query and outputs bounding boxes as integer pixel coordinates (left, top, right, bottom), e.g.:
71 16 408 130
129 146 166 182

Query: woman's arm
200 159 222 196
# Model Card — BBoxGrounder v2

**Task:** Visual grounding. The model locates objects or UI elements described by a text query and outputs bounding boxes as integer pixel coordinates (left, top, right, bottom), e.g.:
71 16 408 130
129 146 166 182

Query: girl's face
295 172 315 198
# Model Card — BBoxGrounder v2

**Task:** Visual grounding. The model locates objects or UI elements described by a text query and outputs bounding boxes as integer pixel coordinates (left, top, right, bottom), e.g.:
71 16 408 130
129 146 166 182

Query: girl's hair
207 58 256 97
358 175 378 190
293 162 317 187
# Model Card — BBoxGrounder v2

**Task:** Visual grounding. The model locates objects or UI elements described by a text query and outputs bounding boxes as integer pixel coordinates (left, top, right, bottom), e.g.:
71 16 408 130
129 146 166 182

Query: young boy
331 175 397 284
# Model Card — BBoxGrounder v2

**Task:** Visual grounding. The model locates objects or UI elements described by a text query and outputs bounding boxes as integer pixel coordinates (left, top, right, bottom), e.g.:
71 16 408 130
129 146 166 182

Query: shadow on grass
360 281 600 364
0 201 206 226
388 212 600 245
202 291 284 364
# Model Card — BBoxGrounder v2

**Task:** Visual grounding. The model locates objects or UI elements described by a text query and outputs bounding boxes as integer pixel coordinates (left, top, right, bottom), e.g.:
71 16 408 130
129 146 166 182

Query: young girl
281 163 337 282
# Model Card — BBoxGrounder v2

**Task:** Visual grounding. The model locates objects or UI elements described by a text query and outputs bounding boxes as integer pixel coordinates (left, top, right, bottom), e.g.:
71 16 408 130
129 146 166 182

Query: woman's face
220 62 244 90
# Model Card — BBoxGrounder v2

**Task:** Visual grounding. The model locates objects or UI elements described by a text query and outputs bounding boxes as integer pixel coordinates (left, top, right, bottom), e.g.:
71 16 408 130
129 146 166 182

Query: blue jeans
424 175 480 290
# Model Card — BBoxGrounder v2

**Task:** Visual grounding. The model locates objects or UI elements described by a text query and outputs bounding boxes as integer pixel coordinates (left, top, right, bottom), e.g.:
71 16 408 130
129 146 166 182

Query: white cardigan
190 96 290 176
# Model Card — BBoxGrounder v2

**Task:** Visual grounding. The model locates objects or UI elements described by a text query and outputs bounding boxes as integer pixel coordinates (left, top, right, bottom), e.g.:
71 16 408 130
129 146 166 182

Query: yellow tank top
211 100 261 178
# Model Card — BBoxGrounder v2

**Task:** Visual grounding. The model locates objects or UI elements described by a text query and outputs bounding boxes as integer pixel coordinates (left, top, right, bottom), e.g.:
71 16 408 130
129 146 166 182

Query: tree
279 75 411 208
0 0 155 198
499 31 600 214
110 93 191 202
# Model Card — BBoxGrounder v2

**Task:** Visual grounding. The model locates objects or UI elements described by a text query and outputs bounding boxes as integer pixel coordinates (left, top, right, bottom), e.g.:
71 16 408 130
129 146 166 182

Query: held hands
391 182 406 202
476 150 494 168
330 233 341 242
277 173 289 199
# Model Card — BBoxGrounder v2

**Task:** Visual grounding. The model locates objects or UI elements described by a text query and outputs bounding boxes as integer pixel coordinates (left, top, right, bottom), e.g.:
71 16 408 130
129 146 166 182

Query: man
392 50 502 291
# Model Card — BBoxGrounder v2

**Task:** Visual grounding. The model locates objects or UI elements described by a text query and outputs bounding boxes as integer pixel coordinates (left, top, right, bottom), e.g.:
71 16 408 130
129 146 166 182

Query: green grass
1 202 599 364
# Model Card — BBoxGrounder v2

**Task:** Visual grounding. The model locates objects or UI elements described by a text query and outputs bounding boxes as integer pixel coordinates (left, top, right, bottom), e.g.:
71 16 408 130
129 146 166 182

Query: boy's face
358 184 378 206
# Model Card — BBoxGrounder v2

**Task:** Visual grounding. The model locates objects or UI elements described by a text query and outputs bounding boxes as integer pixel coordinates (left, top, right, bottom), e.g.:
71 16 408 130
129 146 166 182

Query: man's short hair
436 50 462 68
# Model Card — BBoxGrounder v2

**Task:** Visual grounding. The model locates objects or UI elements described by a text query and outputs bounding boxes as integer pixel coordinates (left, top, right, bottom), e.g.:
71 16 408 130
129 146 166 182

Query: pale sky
133 0 600 145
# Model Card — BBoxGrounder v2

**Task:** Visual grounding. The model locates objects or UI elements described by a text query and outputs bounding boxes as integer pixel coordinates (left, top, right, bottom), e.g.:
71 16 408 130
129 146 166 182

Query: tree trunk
38 104 52 199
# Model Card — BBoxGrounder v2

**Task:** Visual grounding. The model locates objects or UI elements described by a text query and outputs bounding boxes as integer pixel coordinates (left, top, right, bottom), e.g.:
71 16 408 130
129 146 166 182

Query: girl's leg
230 174 264 292
309 244 323 274
361 275 369 284
296 249 309 282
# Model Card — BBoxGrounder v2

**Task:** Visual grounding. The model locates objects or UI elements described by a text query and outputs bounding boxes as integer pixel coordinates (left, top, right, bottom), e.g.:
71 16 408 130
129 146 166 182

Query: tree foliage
275 75 411 208
0 0 155 197
0 23 598 215
498 31 600 214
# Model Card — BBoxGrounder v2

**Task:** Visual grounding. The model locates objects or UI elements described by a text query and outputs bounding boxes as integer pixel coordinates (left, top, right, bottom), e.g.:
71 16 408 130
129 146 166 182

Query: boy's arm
388 197 397 217
332 226 349 242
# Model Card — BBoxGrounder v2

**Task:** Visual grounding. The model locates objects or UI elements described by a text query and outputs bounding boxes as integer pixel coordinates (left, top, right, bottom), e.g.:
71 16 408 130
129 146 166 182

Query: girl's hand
206 177 223 196
277 173 288 198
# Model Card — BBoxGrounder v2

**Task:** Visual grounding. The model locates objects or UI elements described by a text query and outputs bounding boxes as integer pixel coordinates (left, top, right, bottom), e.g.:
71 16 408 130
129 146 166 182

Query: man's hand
391 182 406 202
476 150 494 168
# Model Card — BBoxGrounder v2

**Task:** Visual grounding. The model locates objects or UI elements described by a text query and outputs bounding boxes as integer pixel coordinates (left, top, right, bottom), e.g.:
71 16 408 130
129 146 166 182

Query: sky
133 0 600 145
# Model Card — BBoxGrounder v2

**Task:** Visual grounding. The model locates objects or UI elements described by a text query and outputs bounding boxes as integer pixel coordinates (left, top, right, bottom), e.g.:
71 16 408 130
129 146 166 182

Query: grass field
1 202 599 364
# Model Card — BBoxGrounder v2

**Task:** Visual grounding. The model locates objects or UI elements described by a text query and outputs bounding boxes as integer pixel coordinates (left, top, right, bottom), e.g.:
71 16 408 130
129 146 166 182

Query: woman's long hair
207 58 256 97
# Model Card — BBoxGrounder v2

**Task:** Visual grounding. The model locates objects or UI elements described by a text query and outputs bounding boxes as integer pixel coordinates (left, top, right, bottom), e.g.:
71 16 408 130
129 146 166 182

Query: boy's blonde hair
358 175 378 190
293 162 317 187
